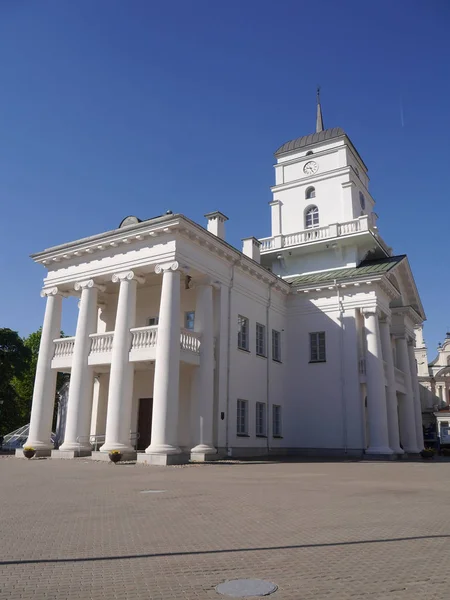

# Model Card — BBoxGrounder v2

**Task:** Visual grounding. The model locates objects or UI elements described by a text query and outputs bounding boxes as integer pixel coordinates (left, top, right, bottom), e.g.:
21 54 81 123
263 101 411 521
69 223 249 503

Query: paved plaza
1 457 449 600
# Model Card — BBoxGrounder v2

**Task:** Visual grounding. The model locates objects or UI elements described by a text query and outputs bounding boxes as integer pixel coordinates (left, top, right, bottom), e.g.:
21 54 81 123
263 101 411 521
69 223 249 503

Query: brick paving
0 457 449 599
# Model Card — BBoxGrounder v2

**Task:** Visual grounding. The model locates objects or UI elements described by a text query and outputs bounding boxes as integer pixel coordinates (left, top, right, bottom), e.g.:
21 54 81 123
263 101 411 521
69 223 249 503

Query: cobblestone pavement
1 457 450 600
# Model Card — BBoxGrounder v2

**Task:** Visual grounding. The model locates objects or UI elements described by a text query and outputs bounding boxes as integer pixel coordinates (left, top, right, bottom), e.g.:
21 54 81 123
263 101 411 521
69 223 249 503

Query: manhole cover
140 490 166 494
216 579 278 597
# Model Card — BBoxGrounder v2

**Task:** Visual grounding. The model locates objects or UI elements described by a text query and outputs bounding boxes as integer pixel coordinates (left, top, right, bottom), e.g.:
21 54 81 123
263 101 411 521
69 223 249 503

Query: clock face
303 160 319 175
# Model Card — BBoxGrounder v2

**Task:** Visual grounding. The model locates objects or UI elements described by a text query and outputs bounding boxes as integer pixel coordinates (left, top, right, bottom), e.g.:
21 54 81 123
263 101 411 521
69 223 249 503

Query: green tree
11 328 68 430
0 328 31 435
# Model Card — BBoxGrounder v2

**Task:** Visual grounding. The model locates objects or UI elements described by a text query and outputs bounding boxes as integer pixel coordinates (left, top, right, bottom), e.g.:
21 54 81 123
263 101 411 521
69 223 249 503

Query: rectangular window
238 315 249 351
236 399 248 435
256 402 266 436
185 311 195 330
147 316 159 326
310 332 326 362
273 405 282 437
256 323 266 356
272 329 281 362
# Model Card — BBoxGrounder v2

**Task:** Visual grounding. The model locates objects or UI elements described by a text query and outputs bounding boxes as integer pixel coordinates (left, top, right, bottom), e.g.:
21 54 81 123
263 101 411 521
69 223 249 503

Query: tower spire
316 87 324 133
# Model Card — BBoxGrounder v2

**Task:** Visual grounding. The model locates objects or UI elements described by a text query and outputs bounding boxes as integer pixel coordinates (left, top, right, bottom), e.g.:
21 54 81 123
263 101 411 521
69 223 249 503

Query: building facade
415 328 450 445
23 103 425 463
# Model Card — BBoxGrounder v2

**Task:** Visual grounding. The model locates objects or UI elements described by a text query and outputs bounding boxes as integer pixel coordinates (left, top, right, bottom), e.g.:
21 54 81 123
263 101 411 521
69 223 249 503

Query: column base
366 446 394 455
15 448 51 458
58 443 92 453
403 446 421 454
145 444 182 455
51 449 92 459
99 442 135 454
190 451 219 462
137 453 188 466
91 451 137 462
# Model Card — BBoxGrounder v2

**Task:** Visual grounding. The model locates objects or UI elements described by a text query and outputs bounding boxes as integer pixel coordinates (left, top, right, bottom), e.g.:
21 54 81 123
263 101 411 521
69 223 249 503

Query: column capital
111 270 145 284
40 286 68 298
361 307 380 318
154 261 181 274
380 315 392 326
74 279 106 292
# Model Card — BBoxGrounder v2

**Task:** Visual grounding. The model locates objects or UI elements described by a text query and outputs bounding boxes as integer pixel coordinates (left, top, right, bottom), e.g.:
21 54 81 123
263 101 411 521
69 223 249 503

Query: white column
395 336 420 453
146 262 182 456
363 309 392 454
59 280 104 452
100 271 143 453
25 288 64 451
190 282 216 458
408 341 424 451
379 318 403 454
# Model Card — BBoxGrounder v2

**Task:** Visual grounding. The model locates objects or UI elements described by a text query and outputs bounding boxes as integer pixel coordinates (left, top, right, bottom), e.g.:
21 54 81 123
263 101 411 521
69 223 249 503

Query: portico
26 244 221 464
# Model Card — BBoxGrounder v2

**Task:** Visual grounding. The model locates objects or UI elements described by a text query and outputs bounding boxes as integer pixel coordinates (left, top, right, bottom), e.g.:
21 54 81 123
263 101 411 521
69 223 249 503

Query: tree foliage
0 328 68 435
0 329 31 435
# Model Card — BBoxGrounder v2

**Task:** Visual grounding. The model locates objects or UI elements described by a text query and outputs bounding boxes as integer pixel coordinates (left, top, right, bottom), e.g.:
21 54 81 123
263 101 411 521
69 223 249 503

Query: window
147 316 159 326
306 150 313 156
305 186 316 199
310 332 326 362
185 311 195 330
256 402 267 436
359 191 366 210
238 315 249 351
256 323 266 356
273 405 282 437
237 399 248 435
305 206 319 228
272 330 281 362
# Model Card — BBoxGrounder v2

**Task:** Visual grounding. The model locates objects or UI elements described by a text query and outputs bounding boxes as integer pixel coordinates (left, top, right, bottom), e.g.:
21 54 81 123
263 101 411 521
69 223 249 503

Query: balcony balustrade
259 215 370 252
52 325 201 369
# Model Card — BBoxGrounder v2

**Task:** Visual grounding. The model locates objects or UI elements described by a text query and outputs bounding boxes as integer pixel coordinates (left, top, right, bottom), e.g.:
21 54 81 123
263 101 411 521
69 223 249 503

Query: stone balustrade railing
180 328 201 354
90 332 114 353
259 215 370 252
53 326 201 360
130 326 158 350
53 337 75 358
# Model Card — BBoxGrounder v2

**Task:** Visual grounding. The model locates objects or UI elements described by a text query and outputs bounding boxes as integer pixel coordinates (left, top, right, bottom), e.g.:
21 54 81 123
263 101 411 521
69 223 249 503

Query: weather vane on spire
316 86 324 133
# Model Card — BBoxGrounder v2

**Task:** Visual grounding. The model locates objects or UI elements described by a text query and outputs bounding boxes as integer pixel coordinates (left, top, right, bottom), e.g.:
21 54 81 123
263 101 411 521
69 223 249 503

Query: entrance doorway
137 398 153 451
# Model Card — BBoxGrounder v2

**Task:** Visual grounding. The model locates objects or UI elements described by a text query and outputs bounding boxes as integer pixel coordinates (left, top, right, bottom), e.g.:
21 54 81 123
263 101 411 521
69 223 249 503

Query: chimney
204 211 228 240
242 237 261 263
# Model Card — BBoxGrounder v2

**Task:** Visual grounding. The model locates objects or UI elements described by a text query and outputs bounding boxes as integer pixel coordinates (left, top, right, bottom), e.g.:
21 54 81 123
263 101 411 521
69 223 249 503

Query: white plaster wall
226 271 287 451
284 292 365 451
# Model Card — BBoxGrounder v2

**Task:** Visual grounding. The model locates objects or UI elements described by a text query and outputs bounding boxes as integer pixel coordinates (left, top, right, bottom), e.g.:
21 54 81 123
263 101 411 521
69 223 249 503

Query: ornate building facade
22 99 425 463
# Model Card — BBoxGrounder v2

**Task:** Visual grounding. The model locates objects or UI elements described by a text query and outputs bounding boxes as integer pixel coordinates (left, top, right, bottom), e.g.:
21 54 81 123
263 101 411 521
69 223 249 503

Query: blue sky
0 0 449 354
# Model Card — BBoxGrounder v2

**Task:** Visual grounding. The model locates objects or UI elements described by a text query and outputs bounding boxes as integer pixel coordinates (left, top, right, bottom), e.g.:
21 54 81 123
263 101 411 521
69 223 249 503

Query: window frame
273 404 282 438
184 311 195 331
272 329 282 363
236 399 249 436
309 331 326 363
256 402 267 437
305 205 319 229
237 315 250 352
305 186 316 200
256 322 266 357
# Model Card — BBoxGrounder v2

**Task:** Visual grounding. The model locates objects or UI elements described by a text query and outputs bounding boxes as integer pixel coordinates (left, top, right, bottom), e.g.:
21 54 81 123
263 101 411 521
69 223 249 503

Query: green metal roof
286 255 406 287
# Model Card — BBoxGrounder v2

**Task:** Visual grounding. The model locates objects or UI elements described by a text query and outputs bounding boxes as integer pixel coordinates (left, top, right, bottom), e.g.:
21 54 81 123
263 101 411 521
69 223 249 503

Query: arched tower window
359 191 366 210
305 205 319 229
305 186 316 199
306 150 313 156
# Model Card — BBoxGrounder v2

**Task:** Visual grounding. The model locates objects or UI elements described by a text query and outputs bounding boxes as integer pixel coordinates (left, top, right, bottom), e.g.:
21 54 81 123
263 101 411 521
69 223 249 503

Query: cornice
271 165 353 193
33 219 181 265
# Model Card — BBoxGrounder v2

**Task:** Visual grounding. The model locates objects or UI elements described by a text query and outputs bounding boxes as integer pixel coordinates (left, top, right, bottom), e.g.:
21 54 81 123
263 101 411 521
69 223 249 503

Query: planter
420 450 435 460
109 452 122 464
23 448 36 460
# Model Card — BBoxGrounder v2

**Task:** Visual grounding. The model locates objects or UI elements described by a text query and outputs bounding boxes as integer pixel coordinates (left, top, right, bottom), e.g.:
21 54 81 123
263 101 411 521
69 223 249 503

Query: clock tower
259 92 390 277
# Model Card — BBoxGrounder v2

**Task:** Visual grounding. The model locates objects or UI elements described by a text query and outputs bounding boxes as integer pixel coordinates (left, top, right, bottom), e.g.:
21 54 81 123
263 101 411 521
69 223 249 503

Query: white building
415 328 450 444
23 98 425 463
